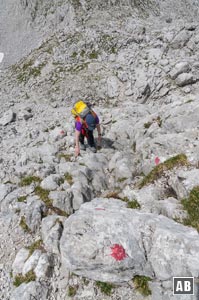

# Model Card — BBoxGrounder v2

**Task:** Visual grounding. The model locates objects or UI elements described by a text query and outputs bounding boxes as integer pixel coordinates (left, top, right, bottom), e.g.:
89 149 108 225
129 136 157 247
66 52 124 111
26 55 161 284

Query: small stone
24 113 33 121
107 76 119 98
170 62 190 80
0 110 15 126
182 86 191 93
166 18 172 23
176 73 195 87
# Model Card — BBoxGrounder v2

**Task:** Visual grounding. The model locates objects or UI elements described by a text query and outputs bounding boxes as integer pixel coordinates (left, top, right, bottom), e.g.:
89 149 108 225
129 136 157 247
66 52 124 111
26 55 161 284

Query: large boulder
60 198 199 283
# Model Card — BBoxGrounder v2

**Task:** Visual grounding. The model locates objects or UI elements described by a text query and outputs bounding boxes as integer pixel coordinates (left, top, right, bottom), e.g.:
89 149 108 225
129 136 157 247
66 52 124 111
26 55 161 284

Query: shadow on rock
99 137 125 151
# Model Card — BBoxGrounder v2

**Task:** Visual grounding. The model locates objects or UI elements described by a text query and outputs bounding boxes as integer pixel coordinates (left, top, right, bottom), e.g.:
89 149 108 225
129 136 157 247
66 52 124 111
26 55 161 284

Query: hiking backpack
71 100 97 130
71 100 90 119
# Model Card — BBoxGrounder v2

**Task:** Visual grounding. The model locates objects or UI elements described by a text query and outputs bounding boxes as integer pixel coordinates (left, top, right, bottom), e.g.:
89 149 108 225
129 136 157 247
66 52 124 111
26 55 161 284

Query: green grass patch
27 239 44 256
58 177 65 185
68 62 89 74
127 200 141 209
111 46 117 54
80 50 85 57
181 186 199 231
17 196 27 202
71 0 81 7
13 270 36 287
51 207 68 217
96 281 115 296
105 191 122 199
100 34 117 54
34 186 52 206
68 285 78 297
19 216 31 233
64 173 73 185
144 121 152 129
105 192 141 210
132 141 136 152
17 60 46 83
118 177 127 183
120 197 141 209
19 176 41 187
71 51 77 58
88 50 99 59
133 275 152 296
144 116 162 129
58 153 72 161
138 154 188 188
185 99 193 104
35 186 68 216
82 278 89 285
156 116 162 127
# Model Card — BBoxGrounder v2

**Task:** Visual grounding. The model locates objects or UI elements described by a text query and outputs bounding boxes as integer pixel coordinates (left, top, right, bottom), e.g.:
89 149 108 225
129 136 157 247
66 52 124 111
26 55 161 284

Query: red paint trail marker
110 244 127 261
155 156 160 165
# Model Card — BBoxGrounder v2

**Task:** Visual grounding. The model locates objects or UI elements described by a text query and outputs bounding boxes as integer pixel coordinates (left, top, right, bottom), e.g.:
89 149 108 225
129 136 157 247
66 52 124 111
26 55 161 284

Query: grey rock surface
40 174 63 191
1 0 199 299
168 169 199 199
175 73 195 86
22 249 42 276
12 248 30 276
170 62 190 80
0 110 15 126
49 190 73 214
34 253 53 279
10 281 49 300
22 197 46 232
41 215 65 254
60 198 199 283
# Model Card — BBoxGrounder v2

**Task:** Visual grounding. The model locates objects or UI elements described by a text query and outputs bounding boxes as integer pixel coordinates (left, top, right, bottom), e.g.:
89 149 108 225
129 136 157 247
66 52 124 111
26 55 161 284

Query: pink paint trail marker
110 244 127 261
155 156 160 165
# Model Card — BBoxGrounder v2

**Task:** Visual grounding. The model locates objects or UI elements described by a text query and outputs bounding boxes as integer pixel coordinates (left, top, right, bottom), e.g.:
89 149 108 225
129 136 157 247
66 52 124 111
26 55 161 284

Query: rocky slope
1 0 199 299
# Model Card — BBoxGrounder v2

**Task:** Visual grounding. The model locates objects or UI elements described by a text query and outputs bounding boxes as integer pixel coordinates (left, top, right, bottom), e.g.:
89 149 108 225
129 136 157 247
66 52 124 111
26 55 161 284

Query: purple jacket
75 113 99 131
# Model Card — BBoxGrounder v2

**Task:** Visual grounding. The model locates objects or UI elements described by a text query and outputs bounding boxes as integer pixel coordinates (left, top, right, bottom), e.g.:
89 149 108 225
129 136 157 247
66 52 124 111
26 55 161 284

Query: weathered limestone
60 199 199 283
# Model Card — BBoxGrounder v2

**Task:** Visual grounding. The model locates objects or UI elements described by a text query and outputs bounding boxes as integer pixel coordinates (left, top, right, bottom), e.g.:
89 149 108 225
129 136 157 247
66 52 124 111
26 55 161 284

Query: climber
71 100 102 157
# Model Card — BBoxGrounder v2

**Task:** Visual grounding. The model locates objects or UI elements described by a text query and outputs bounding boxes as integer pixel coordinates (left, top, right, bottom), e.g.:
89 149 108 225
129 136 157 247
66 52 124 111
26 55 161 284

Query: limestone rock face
60 198 199 283
0 0 76 68
1 0 199 299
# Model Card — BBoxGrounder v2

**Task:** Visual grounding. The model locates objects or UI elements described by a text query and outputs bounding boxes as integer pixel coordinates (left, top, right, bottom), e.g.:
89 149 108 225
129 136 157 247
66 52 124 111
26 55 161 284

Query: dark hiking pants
80 130 96 147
